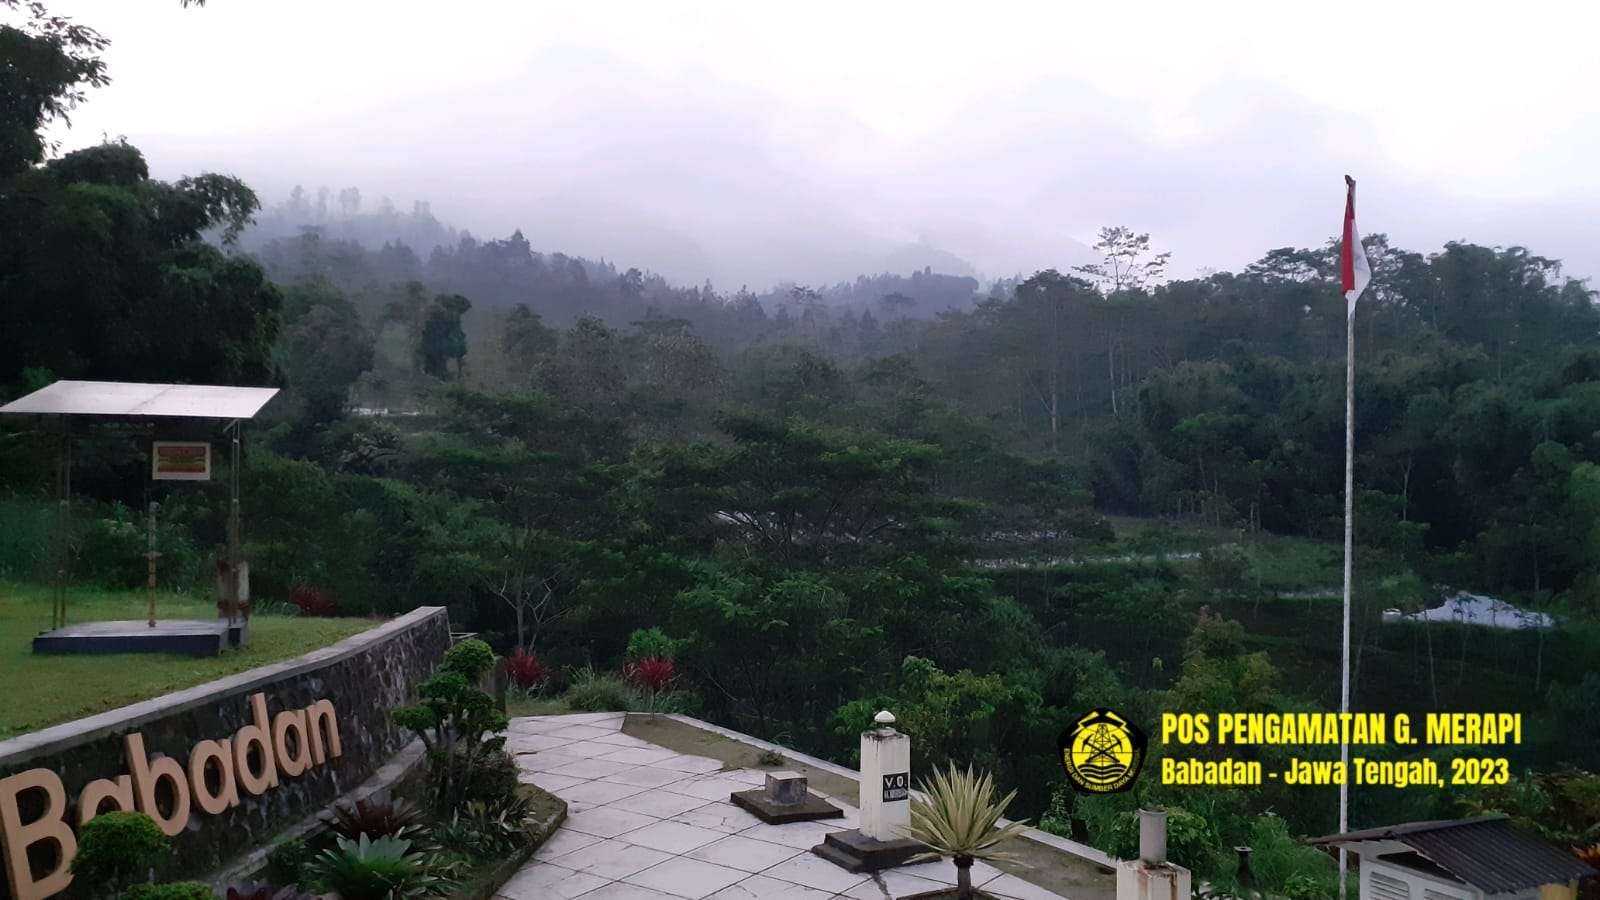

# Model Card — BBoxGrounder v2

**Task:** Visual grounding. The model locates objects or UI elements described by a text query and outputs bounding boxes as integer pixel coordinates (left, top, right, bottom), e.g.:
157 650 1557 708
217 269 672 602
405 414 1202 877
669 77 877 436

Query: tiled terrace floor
502 713 1069 900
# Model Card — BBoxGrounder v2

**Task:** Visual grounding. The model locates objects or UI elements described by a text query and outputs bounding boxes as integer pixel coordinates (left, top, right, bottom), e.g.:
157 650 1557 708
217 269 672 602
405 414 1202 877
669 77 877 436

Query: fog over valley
34 0 1600 289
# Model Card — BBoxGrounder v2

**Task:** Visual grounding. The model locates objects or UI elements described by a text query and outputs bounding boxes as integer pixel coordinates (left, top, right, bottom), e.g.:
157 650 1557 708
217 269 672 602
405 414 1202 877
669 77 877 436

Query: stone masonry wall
0 606 450 898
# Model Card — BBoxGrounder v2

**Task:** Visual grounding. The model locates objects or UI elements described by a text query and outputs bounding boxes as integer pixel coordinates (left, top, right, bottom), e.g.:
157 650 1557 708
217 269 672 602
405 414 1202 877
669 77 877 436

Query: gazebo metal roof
1309 815 1598 893
0 380 278 420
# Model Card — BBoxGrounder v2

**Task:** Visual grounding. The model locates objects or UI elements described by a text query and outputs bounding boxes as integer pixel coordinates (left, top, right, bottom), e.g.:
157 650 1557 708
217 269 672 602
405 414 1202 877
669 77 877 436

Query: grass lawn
0 581 374 739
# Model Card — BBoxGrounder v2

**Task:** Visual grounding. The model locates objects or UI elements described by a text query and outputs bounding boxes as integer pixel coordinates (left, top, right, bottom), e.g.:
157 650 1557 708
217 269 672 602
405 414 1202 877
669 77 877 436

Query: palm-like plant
902 763 1031 899
305 834 451 899
329 797 426 842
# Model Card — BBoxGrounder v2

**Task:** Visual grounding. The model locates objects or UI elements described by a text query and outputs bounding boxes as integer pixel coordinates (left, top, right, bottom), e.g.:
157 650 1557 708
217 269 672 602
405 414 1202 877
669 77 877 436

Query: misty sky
29 1 1600 289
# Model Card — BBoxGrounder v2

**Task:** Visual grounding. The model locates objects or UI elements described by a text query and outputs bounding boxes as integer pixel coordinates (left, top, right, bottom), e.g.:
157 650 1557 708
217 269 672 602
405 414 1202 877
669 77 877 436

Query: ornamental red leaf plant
503 648 550 690
623 657 677 715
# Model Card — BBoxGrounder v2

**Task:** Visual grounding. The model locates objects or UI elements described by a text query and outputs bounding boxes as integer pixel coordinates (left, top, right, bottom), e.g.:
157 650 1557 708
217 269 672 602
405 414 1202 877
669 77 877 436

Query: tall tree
0 0 109 176
417 293 471 378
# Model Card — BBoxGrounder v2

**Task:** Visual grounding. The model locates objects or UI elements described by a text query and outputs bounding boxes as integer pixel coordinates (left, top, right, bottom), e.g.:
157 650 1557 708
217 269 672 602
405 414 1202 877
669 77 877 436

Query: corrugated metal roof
1310 816 1597 892
0 381 278 420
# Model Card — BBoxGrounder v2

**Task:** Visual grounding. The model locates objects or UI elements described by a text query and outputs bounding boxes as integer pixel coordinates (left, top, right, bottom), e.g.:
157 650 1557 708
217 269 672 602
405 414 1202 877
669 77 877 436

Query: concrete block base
33 619 231 656
811 827 926 873
730 788 845 824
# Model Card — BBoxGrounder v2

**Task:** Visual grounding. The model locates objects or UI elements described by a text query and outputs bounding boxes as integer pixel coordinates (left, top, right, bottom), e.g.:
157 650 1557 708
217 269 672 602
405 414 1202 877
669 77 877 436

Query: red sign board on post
152 441 211 481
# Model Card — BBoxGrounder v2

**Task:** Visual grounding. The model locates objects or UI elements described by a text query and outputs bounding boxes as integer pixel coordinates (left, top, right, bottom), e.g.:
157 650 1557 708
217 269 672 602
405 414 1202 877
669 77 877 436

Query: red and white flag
1341 175 1372 318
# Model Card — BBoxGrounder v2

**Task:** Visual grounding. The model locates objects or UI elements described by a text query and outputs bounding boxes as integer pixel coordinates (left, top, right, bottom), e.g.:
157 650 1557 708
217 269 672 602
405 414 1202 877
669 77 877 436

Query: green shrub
305 834 450 899
1214 815 1339 899
264 837 313 887
562 666 637 711
124 882 216 900
443 638 497 680
460 745 520 805
71 811 169 894
625 627 680 662
0 497 51 580
391 639 511 814
1101 806 1215 869
75 501 204 590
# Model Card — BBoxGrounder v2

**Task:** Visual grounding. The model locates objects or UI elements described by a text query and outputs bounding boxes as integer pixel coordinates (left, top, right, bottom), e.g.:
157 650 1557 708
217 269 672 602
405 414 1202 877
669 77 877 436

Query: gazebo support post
226 419 243 626
53 414 72 630
145 501 160 628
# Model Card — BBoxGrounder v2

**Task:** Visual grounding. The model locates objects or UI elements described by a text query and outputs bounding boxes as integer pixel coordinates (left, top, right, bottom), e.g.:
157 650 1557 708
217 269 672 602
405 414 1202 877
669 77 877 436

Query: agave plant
328 797 426 842
305 834 451 900
901 763 1031 900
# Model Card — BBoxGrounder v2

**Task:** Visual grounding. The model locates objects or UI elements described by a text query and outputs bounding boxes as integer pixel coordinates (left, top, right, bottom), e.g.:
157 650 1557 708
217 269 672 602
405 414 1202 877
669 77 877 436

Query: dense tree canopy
6 4 1600 890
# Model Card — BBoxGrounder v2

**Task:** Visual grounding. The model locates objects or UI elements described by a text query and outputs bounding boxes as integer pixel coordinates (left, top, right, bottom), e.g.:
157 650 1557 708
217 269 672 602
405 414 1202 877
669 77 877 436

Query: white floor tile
604 767 691 789
554 838 675 880
496 862 610 899
551 723 625 740
983 873 1070 900
561 779 651 807
707 874 837 899
649 754 726 774
516 750 587 773
505 732 576 752
592 732 656 748
662 776 749 802
506 718 578 735
875 868 953 896
552 712 628 726
600 746 685 765
564 805 660 839
550 758 641 779
524 772 589 793
620 819 726 854
739 819 847 850
671 801 763 834
758 853 870 894
606 788 712 819
685 834 802 873
574 883 683 900
565 739 641 758
624 857 748 899
533 828 605 861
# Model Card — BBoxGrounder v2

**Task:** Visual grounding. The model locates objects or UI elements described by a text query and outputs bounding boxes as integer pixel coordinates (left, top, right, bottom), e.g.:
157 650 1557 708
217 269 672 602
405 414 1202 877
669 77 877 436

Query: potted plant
900 763 1031 900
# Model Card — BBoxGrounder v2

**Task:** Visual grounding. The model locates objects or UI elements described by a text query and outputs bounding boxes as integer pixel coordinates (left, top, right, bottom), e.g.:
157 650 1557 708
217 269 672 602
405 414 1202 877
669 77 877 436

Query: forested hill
229 194 1600 598
240 189 988 325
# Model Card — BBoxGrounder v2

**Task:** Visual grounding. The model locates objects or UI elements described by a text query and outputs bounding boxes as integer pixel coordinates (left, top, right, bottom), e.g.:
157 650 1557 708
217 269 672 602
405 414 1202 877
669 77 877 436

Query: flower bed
60 641 567 900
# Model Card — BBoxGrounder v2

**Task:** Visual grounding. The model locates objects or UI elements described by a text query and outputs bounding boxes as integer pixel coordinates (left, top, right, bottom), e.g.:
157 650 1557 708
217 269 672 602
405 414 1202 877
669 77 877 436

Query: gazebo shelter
0 380 279 656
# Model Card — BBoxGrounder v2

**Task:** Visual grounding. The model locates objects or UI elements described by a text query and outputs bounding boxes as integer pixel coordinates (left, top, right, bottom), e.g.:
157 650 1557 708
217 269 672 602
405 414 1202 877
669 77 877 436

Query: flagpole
1338 175 1358 898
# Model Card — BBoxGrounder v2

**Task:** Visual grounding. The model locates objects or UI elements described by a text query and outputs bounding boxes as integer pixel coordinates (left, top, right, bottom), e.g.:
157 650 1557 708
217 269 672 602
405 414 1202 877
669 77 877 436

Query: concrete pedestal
813 710 925 872
729 770 844 824
811 828 926 873
859 715 911 841
32 619 231 656
1116 860 1192 900
731 788 844 824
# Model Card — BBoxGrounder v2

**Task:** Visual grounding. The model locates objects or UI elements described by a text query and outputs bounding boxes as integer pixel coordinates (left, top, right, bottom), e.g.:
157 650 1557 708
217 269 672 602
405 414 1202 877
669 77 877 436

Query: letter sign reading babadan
882 772 909 802
0 693 341 900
